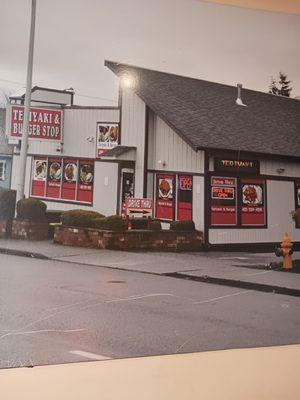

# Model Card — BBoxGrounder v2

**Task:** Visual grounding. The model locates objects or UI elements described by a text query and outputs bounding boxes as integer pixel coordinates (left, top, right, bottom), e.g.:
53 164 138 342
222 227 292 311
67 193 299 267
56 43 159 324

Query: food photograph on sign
97 123 119 155
158 177 173 199
33 160 47 181
80 163 94 184
242 184 263 205
49 161 62 181
64 162 78 182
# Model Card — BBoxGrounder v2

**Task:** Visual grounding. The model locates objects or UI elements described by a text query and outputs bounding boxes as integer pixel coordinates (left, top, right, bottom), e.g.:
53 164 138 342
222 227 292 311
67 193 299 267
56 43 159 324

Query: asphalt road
0 254 299 368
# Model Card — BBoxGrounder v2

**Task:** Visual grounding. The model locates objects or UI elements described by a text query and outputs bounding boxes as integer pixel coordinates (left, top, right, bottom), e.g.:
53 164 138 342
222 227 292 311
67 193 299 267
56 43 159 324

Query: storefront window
155 173 175 220
31 156 94 204
177 175 193 221
155 173 193 221
210 175 266 228
295 181 300 229
211 176 237 226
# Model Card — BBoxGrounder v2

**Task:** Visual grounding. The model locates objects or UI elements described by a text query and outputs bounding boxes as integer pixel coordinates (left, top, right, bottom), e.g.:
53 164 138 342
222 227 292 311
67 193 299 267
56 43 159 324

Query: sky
0 0 300 106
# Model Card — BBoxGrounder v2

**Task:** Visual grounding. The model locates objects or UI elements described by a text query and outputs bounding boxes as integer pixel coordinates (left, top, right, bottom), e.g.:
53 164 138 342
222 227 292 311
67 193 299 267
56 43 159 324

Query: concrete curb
0 247 49 260
165 272 300 298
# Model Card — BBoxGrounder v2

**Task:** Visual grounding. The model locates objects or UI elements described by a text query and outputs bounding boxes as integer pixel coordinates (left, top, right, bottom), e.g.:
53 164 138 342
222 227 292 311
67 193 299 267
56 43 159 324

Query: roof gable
105 61 300 158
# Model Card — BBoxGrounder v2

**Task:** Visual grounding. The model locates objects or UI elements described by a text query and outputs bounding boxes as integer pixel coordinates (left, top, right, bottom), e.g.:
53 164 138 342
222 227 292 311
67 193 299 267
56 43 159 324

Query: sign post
17 0 36 203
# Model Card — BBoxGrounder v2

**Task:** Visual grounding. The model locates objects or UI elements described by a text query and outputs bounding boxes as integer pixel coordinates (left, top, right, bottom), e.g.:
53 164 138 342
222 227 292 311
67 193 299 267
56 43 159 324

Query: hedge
61 209 105 228
93 215 126 231
170 220 195 231
17 198 47 221
0 188 16 220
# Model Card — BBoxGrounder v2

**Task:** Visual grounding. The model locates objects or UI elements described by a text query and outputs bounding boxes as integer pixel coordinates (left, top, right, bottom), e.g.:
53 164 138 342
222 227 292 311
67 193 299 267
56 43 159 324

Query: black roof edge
104 60 300 104
9 86 75 100
198 146 300 162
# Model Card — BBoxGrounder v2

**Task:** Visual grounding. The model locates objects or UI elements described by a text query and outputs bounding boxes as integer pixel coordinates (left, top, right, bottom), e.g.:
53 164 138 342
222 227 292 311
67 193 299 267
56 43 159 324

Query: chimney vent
236 83 247 107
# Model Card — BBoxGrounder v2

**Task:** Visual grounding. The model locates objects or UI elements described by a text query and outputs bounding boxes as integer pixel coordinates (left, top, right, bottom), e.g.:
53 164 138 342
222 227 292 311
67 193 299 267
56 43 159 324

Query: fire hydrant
275 233 293 270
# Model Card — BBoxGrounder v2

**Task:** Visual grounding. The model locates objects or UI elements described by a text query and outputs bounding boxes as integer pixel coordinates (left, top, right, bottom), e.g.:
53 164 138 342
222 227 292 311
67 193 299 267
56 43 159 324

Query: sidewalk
0 239 299 295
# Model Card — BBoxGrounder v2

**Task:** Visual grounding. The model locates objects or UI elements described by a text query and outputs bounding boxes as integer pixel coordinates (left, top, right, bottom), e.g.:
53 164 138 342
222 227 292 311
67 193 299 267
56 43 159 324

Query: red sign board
211 176 237 226
10 105 62 141
126 198 153 218
156 174 175 220
241 179 265 226
178 175 192 221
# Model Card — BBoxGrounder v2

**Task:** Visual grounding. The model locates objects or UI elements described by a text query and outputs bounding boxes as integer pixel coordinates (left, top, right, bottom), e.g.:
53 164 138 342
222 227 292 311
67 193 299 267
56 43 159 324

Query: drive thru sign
125 198 153 218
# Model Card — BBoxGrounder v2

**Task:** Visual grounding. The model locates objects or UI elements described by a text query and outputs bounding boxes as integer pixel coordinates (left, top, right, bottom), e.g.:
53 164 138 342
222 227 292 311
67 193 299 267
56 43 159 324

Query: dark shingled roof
105 61 300 159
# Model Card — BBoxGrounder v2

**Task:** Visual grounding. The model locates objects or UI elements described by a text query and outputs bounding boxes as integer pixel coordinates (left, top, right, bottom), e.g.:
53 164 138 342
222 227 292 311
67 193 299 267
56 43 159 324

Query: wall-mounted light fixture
276 167 285 174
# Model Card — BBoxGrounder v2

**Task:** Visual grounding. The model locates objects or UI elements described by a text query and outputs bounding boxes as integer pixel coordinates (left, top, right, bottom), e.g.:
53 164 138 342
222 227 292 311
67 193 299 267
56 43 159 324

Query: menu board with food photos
177 175 192 221
46 158 62 198
31 157 94 204
155 174 175 220
211 176 237 226
96 123 119 156
32 158 47 197
61 159 78 201
241 178 265 226
77 161 94 203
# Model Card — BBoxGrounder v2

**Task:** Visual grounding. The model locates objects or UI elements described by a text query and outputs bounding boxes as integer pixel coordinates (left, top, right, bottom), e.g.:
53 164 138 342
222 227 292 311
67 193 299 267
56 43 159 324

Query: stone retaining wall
12 219 49 241
54 226 203 252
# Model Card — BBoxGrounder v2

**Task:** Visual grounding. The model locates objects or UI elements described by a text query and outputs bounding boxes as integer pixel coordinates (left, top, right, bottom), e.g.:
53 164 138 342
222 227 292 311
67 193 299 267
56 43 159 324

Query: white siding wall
148 114 204 173
121 89 146 197
11 155 32 197
260 159 300 177
209 180 300 244
26 108 119 158
193 176 205 231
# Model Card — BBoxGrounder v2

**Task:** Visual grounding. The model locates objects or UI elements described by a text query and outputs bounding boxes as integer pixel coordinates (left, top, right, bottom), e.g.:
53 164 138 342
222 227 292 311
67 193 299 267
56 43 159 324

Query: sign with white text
9 105 62 141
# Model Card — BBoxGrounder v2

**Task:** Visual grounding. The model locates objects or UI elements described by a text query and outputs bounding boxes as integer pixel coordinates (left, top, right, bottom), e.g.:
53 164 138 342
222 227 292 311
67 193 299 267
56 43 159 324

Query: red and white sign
10 105 62 141
241 179 265 226
156 174 175 220
126 198 153 218
211 176 237 226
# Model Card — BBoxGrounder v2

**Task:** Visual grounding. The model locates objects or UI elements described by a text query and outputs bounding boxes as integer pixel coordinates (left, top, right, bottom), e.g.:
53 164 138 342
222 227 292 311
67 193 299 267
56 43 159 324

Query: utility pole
17 0 36 202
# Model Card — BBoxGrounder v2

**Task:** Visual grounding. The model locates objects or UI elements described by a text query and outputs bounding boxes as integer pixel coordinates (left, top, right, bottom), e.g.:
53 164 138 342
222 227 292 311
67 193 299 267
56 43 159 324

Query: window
295 181 300 229
210 175 266 228
0 161 6 181
154 173 193 221
31 156 94 205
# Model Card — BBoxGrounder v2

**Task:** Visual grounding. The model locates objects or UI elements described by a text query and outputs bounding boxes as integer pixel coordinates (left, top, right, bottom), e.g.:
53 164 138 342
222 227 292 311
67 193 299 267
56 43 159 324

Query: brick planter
54 226 203 252
11 219 49 241
0 219 8 238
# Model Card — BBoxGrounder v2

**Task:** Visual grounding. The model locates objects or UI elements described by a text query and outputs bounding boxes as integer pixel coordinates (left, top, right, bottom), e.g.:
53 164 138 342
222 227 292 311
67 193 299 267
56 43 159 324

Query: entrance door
120 168 134 215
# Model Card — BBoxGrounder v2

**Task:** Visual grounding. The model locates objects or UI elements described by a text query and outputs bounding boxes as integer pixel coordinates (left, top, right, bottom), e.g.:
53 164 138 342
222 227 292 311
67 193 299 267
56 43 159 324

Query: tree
268 72 292 97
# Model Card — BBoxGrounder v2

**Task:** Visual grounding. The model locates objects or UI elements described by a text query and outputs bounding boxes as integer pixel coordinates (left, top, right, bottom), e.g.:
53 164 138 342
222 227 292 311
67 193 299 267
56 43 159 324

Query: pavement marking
218 256 250 260
69 350 112 361
106 293 177 303
193 290 253 305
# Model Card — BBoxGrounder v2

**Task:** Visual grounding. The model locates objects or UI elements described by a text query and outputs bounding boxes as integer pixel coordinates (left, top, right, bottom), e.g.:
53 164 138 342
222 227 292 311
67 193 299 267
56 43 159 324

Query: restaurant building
6 63 300 248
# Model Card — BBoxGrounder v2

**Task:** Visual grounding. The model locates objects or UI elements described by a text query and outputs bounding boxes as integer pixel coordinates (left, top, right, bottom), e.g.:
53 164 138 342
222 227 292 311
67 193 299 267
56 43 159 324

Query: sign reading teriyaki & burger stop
10 105 62 141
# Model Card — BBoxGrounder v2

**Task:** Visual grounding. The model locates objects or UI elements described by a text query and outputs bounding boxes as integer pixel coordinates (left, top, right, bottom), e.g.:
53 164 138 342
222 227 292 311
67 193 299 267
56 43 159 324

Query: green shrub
94 215 126 231
61 209 104 228
0 188 16 220
17 198 47 221
170 220 195 231
149 220 161 231
130 218 149 230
